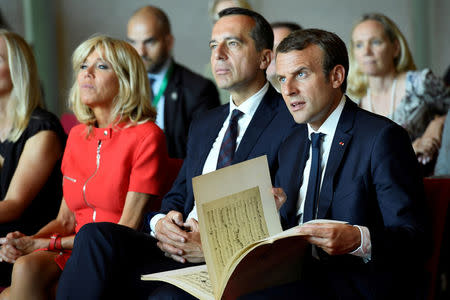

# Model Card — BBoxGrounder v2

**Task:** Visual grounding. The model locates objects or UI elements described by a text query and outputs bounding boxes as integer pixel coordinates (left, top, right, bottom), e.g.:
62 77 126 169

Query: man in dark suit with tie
240 29 430 299
56 8 297 300
127 6 220 158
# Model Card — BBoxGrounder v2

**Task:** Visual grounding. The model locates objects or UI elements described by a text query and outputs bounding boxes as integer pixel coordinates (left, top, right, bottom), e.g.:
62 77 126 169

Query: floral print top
391 69 449 140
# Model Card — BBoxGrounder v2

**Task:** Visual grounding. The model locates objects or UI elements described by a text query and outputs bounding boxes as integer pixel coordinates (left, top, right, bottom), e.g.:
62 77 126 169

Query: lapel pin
171 91 178 101
339 141 344 146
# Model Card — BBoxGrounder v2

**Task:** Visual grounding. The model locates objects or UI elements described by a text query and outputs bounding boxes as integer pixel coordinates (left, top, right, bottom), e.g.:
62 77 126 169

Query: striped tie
216 109 243 169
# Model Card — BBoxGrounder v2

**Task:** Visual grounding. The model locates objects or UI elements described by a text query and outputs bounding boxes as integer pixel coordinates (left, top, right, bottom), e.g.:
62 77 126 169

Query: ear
165 34 175 52
330 65 345 89
393 39 400 60
259 49 272 70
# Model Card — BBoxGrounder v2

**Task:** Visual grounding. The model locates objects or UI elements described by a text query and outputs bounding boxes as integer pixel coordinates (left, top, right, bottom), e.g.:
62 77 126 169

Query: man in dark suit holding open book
240 29 430 299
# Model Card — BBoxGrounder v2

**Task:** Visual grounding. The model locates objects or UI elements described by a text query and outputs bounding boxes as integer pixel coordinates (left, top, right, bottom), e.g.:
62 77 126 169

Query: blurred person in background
127 6 220 158
0 30 65 286
348 13 449 175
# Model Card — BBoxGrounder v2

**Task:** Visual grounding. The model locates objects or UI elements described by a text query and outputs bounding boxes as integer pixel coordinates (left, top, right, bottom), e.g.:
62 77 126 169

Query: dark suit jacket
163 62 220 159
276 99 430 299
159 85 297 218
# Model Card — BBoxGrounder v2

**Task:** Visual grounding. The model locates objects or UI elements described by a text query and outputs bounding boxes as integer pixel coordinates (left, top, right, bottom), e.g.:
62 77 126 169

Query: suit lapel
233 86 279 164
163 62 179 130
280 128 310 227
194 106 228 176
317 99 356 219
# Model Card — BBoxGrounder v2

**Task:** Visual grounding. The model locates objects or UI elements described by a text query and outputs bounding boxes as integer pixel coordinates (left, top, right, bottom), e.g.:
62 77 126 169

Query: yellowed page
192 156 282 296
141 265 214 300
202 186 269 280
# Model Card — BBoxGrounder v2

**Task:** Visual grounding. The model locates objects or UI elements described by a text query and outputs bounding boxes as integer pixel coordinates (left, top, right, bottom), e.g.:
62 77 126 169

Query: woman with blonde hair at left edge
0 35 170 300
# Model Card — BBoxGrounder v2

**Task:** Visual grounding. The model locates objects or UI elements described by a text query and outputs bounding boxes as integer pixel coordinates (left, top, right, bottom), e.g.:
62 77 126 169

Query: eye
278 77 286 84
296 71 305 79
98 63 109 70
228 40 238 47
354 42 363 49
209 43 217 50
80 63 88 70
371 39 382 45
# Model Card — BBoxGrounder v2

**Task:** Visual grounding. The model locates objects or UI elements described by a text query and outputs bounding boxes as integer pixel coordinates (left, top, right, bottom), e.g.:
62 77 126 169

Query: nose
134 42 145 57
82 64 94 78
362 43 372 55
282 78 298 97
212 43 227 61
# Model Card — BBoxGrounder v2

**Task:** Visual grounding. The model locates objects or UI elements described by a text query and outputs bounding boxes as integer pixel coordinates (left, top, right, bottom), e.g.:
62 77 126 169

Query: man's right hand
154 211 189 258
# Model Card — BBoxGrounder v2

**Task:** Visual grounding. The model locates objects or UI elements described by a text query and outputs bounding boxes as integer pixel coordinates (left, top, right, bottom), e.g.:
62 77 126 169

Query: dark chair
424 177 450 300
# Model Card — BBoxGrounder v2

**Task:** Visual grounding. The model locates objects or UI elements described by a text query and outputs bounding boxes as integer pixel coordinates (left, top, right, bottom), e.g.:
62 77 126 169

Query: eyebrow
209 36 243 46
127 37 155 44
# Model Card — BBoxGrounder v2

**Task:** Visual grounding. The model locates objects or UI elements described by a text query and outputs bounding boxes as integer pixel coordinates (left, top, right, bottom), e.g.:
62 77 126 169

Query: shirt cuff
149 213 166 238
349 225 372 262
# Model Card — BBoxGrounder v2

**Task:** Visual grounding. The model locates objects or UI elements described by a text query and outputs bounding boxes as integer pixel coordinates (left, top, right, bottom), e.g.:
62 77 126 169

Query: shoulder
172 62 216 88
122 121 165 142
26 108 66 141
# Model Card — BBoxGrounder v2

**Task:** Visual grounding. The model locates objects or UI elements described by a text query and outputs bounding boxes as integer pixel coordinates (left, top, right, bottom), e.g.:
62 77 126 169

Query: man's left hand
297 223 360 255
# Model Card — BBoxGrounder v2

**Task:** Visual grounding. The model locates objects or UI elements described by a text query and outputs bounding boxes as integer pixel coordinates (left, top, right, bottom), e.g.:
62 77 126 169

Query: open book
141 156 344 299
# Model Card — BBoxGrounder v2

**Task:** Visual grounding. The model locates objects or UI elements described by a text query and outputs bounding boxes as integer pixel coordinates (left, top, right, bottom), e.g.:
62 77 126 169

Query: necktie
216 109 243 169
303 132 324 222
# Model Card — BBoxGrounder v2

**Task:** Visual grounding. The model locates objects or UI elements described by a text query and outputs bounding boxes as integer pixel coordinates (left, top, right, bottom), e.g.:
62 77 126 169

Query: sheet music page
202 186 269 277
141 265 214 300
192 156 283 294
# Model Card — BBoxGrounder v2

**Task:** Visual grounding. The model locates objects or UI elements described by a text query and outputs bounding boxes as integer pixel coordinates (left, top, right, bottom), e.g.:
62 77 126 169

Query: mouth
215 68 230 75
80 84 94 89
290 100 306 112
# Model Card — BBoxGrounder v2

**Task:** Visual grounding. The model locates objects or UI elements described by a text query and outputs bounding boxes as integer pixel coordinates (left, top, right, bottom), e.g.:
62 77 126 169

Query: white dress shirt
296 95 371 260
148 58 172 130
149 82 270 233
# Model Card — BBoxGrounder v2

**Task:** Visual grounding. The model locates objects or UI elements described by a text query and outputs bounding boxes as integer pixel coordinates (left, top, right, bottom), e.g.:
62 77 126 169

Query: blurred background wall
0 0 449 116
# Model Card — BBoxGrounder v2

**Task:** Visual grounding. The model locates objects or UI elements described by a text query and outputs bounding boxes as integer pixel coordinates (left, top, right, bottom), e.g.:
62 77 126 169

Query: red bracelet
48 234 61 251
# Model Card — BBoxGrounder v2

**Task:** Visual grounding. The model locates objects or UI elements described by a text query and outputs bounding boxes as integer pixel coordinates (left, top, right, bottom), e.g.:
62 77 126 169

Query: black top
0 107 66 236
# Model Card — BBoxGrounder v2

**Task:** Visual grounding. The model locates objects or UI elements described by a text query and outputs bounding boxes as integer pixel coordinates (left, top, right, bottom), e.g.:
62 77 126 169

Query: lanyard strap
152 63 174 107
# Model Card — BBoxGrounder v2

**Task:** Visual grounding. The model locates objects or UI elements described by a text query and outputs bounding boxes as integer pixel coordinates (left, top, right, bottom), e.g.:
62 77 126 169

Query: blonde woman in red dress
0 35 170 300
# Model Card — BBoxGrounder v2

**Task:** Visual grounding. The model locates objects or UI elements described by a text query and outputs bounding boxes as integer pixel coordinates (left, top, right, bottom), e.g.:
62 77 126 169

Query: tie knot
310 132 324 148
230 109 243 123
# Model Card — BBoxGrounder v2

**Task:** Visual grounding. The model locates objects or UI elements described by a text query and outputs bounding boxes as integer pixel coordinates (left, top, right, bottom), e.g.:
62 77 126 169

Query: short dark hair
277 28 349 93
218 7 273 52
270 22 302 32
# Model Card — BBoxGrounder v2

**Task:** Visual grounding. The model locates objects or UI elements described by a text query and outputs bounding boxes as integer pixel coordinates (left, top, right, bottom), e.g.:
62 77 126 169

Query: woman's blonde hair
0 29 43 142
69 35 155 129
347 13 416 99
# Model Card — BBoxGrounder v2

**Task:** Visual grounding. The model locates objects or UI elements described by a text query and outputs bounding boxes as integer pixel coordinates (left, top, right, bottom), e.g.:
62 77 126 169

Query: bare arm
0 130 63 223
118 191 155 230
412 114 447 164
0 198 76 262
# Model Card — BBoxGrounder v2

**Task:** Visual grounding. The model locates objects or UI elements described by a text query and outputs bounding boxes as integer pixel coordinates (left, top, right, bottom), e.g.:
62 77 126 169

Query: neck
92 107 112 128
367 70 398 95
230 76 267 107
0 94 10 121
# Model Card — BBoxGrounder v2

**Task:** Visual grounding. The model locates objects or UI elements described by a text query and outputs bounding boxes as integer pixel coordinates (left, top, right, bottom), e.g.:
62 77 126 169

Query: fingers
0 238 6 245
0 244 22 263
272 187 287 210
157 241 185 262
167 211 184 227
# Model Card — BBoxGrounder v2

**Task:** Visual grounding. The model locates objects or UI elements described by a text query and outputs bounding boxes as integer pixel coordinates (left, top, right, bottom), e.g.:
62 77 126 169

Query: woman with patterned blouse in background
348 13 449 172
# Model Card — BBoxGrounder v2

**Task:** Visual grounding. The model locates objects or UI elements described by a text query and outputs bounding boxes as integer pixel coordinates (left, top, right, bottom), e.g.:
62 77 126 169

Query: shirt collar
147 58 172 82
307 94 346 138
228 82 269 118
